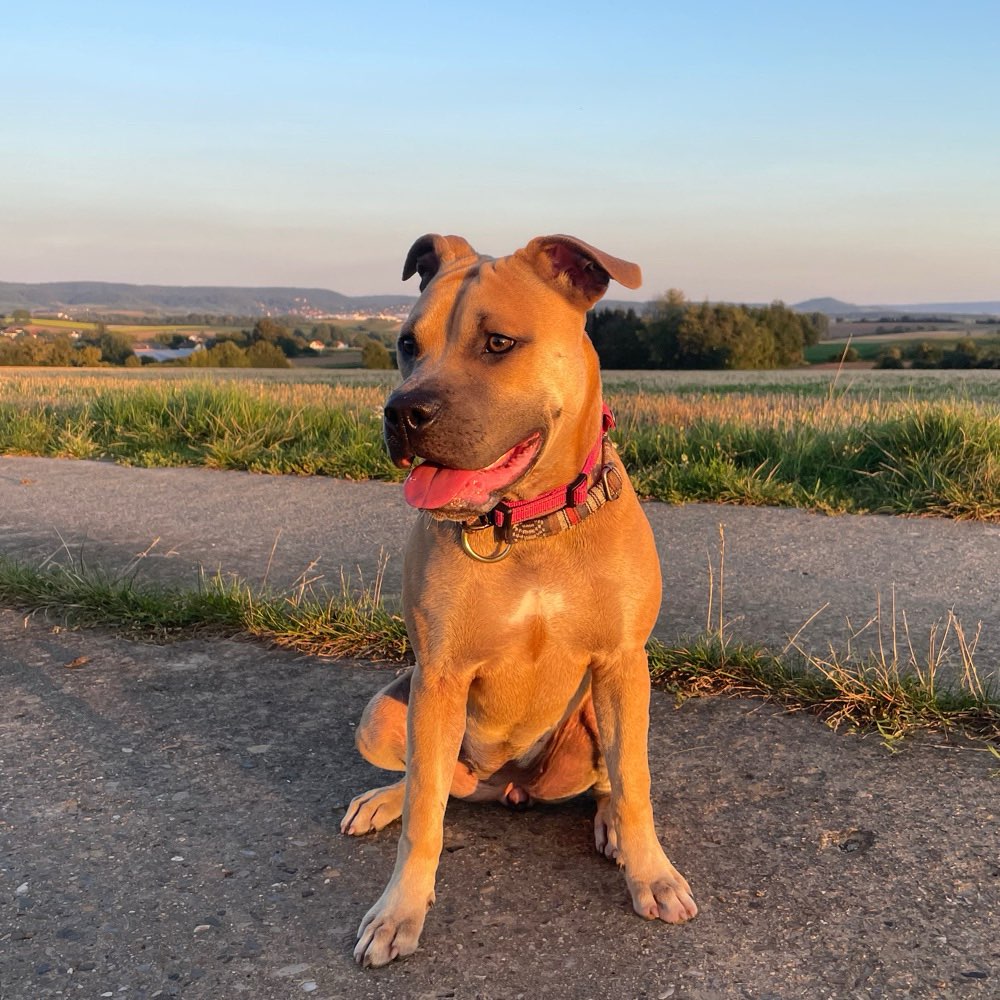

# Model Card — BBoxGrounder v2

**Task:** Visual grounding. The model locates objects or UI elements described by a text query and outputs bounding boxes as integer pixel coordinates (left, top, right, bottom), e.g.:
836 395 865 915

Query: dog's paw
340 782 405 836
593 795 619 860
354 886 433 967
627 863 697 924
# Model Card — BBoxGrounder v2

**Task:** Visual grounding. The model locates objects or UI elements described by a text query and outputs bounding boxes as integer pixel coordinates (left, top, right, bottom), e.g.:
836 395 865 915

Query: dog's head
384 234 641 520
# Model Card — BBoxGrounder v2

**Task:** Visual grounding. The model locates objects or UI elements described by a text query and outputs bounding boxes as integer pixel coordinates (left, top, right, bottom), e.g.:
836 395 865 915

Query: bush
940 338 979 369
205 341 250 367
246 341 291 368
361 339 392 369
828 346 860 363
875 347 904 369
908 341 943 368
73 345 103 366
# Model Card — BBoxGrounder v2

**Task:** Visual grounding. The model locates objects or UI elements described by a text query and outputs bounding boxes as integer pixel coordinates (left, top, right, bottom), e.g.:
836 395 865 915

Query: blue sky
3 1 998 303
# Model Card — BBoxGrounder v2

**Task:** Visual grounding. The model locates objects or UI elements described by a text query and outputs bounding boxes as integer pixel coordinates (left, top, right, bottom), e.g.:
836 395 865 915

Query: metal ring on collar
460 528 513 563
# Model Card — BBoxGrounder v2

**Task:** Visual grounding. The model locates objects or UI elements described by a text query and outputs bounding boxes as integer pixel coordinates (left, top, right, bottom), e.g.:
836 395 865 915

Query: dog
340 233 697 967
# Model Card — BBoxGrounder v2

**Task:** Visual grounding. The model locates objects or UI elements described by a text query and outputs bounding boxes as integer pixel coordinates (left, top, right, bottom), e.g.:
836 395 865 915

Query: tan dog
341 233 697 967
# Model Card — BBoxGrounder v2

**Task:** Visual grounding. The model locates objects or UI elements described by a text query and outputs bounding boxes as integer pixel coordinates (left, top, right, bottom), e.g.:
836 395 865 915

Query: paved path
2 458 999 997
2 611 998 999
2 456 998 678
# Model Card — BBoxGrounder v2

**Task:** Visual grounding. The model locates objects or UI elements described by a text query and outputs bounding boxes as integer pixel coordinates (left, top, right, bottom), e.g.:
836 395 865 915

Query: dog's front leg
590 647 698 924
354 664 468 967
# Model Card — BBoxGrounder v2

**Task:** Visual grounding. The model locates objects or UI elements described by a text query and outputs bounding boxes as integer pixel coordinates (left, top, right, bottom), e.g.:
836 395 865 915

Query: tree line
586 292 828 369
0 316 396 368
3 298 831 370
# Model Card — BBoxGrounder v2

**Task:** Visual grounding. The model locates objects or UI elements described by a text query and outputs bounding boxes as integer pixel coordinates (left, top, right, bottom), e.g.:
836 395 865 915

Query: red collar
477 403 615 534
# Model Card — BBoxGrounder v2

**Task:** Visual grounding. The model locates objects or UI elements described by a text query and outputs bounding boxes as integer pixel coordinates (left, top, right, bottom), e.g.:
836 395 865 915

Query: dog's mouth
402 432 543 513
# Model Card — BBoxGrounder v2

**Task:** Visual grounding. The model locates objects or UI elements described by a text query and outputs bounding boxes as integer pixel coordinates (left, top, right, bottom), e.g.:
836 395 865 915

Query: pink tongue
403 463 480 510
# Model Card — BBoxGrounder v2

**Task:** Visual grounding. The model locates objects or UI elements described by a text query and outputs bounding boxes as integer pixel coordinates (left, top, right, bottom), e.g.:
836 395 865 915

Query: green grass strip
647 636 999 749
2 378 998 518
0 555 409 662
1 556 996 747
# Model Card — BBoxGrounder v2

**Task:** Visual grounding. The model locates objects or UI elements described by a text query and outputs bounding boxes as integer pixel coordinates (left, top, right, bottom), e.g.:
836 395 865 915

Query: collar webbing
459 404 622 561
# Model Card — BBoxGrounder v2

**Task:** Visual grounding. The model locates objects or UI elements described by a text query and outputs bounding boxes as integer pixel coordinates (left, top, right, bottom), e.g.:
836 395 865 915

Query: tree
941 338 979 369
361 338 392 369
251 318 290 344
246 341 292 368
73 345 103 366
277 331 309 357
205 340 250 367
12 308 30 324
186 347 211 367
586 308 650 368
908 341 942 368
642 290 687 368
875 346 904 369
801 312 829 345
50 334 74 367
98 331 135 365
756 302 803 367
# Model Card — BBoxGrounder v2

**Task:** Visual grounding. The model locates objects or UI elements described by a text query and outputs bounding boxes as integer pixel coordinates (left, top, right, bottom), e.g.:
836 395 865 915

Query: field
20 315 400 340
2 367 998 520
805 332 1000 364
21 317 235 338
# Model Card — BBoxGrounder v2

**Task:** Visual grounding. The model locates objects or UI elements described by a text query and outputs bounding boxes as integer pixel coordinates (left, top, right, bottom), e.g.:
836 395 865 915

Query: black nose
383 391 441 435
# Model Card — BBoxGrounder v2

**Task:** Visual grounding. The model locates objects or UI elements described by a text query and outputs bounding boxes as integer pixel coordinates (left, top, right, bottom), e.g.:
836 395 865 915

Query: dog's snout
384 393 441 435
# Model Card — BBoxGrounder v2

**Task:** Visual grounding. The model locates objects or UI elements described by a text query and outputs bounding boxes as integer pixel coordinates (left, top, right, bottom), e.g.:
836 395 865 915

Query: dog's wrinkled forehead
397 233 643 382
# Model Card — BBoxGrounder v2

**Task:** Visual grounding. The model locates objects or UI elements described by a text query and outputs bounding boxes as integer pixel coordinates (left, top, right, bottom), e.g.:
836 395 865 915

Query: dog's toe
593 795 619 859
341 782 405 836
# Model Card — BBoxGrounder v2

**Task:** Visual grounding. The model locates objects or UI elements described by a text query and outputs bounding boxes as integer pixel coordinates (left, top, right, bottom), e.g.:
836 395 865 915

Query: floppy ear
518 234 642 309
402 234 478 291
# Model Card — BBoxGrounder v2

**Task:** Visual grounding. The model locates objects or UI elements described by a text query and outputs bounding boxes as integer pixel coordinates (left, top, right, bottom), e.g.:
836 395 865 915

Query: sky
3 0 999 304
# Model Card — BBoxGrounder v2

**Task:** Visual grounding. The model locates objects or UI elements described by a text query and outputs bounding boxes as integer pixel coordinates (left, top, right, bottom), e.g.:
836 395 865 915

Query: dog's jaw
402 431 544 518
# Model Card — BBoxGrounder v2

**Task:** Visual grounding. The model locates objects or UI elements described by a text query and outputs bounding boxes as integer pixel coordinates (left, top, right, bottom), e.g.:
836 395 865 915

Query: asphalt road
1 457 999 998
2 612 998 999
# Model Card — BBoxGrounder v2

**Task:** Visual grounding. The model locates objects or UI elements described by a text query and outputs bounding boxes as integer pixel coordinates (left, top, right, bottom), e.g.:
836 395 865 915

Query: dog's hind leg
353 670 413 772
342 668 479 836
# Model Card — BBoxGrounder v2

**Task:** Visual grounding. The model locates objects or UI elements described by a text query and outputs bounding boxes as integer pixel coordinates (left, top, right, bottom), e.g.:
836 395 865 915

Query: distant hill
883 300 1000 316
793 297 861 316
794 297 1000 318
0 280 417 318
3 278 997 321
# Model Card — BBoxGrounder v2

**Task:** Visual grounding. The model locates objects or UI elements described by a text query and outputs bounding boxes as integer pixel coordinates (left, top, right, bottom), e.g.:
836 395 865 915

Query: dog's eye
485 334 515 355
397 332 417 358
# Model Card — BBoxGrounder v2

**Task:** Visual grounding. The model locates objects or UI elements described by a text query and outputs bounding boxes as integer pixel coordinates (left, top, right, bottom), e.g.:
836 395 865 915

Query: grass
648 529 998 748
0 551 996 748
0 553 409 662
2 370 999 518
646 636 999 750
613 391 1000 519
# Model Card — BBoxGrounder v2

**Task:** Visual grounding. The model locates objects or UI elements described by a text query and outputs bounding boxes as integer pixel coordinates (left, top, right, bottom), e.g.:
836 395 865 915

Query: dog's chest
505 588 567 627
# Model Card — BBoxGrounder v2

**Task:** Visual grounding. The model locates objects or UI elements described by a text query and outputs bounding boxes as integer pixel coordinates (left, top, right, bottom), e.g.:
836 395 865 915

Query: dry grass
0 538 995 748
648 529 998 747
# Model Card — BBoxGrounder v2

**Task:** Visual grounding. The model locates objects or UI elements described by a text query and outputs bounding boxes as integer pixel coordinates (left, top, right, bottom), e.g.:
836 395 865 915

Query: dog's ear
519 235 642 309
402 234 478 291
